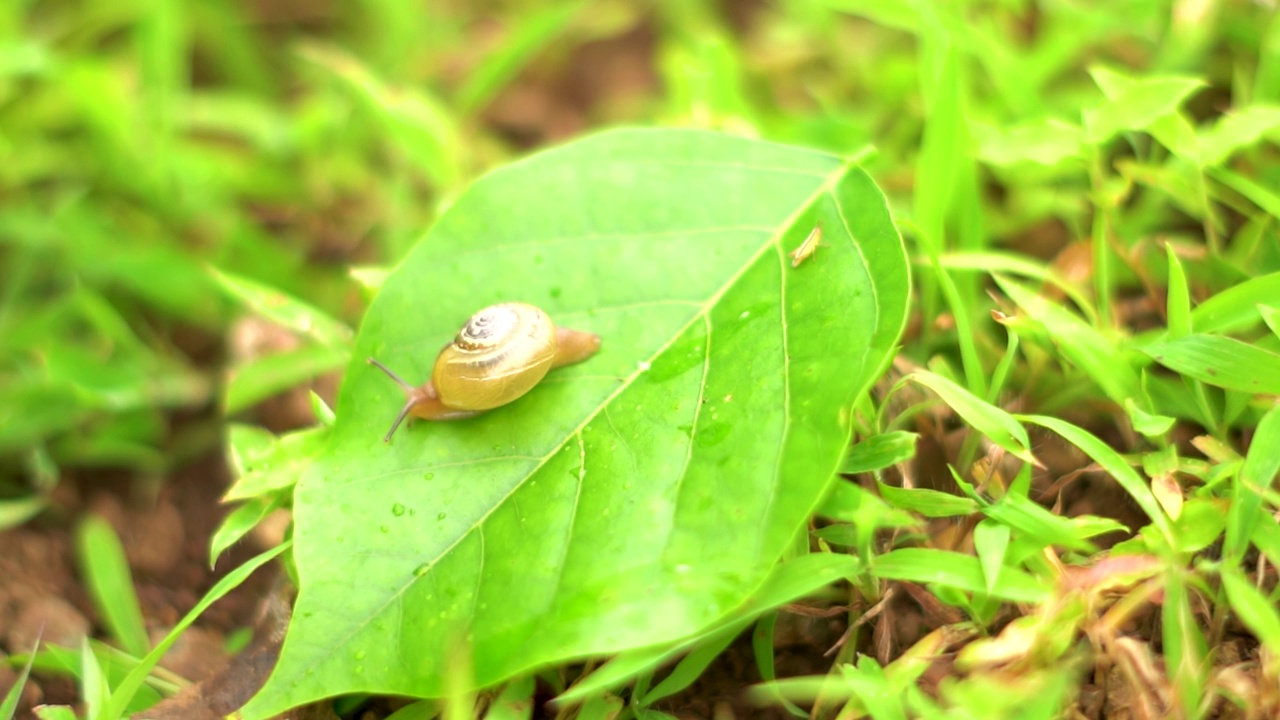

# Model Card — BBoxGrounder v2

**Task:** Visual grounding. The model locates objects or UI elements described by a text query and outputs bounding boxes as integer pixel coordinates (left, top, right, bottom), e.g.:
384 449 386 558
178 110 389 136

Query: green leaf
1124 399 1175 438
310 391 336 427
223 343 350 415
1251 512 1280 572
1221 566 1280 651
973 118 1083 167
870 548 1050 603
1162 567 1207 714
995 276 1140 403
1147 112 1201 162
574 695 623 720
973 521 1009 595
842 431 919 474
1141 335 1280 395
908 370 1038 466
1165 245 1191 339
638 622 744 706
1190 272 1280 334
484 676 535 720
1198 104 1280 166
553 553 860 706
1019 415 1172 542
936 251 1097 325
1083 68 1205 143
876 481 978 518
976 488 1123 553
837 658 906 720
7 642 167 713
0 495 46 531
1171 499 1227 554
242 129 909 716
222 424 327 502
209 268 353 347
1225 404 1280 564
76 516 149 658
80 637 107 720
1210 166 1280 219
384 700 439 720
33 707 78 720
751 614 808 719
455 1 586 114
0 634 37 720
209 495 283 567
295 42 459 188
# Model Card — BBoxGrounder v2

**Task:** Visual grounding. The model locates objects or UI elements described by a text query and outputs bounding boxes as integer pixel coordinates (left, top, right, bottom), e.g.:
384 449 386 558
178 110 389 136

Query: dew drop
437 512 447 520
391 503 406 516
354 650 367 660
423 472 435 480
379 525 389 533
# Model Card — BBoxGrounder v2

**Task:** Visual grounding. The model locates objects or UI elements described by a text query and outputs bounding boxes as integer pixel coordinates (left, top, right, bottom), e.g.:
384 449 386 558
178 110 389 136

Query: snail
367 303 601 442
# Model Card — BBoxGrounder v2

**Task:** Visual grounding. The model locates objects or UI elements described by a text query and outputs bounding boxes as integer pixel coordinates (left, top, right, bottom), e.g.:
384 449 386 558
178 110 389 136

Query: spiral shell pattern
431 303 558 411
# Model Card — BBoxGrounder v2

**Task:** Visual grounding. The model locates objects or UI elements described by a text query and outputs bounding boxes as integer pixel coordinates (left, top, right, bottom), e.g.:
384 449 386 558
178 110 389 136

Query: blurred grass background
3 1 1280 717
1 0 1277 524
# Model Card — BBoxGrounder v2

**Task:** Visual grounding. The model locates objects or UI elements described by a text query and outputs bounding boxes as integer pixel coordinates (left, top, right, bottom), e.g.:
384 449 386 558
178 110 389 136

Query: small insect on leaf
788 226 826 268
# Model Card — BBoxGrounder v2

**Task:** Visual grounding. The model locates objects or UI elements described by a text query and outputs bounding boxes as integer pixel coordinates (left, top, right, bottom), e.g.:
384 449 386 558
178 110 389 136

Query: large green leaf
240 129 909 717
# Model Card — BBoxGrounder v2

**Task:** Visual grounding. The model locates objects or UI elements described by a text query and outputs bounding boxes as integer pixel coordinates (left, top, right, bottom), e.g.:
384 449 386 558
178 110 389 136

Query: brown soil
0 448 279 718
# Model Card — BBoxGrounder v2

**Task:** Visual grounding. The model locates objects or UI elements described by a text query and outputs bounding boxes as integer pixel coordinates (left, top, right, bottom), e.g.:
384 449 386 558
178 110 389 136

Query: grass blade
1142 335 1280 395
1224 403 1280 564
76 516 149 658
1019 415 1172 543
102 541 288 720
0 634 38 720
909 371 1039 466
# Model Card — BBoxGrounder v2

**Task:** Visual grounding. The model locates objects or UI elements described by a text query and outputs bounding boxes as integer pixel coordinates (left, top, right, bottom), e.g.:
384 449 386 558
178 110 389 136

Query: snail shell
432 303 557 411
367 303 601 442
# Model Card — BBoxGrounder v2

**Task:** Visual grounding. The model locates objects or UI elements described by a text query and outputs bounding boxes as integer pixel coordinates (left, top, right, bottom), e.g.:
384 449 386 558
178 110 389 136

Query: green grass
2 0 1279 718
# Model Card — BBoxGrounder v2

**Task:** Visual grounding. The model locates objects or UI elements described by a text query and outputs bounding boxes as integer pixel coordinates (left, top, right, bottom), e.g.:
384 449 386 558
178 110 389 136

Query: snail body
367 303 601 442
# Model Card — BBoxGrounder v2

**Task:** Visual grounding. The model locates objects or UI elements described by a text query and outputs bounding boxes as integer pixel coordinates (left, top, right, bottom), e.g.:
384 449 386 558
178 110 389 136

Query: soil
0 448 280 718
